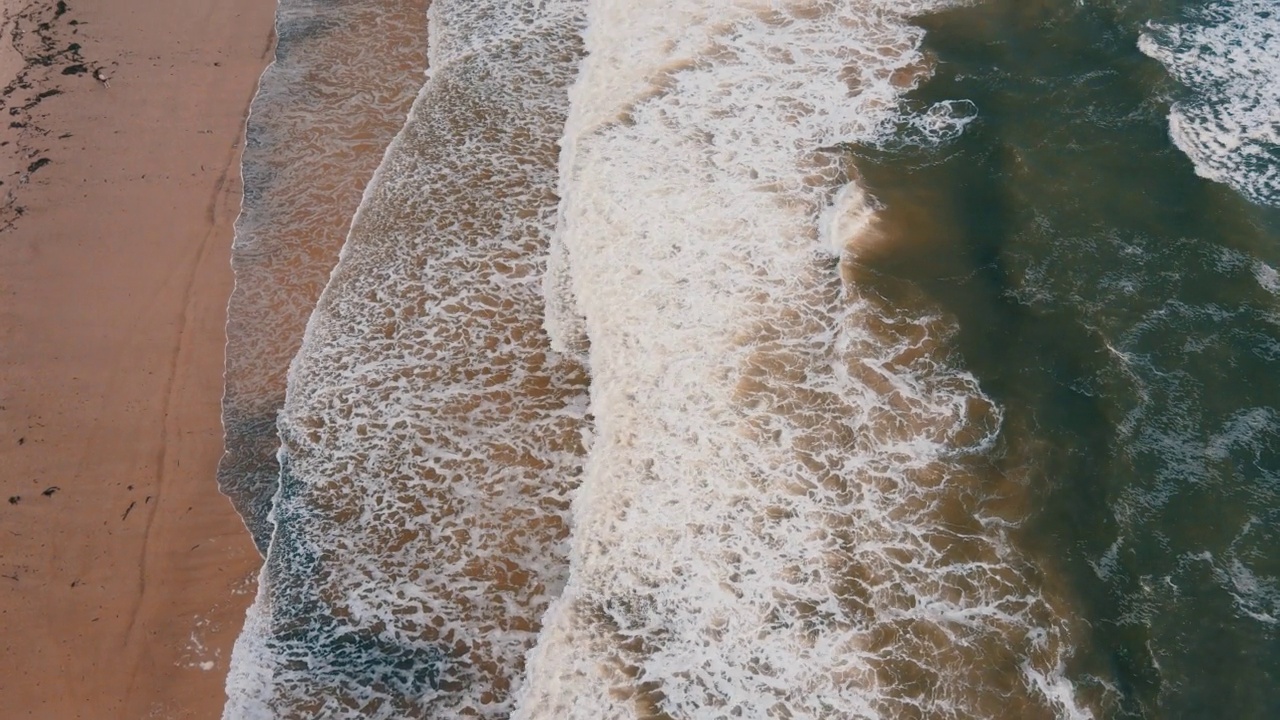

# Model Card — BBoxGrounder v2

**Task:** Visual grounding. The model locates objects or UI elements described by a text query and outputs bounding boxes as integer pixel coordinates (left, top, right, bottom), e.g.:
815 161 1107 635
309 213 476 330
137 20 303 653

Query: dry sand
0 0 274 717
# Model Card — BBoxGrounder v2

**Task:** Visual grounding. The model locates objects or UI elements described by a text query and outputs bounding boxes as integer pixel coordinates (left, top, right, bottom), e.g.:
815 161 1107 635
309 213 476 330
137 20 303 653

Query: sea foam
222 0 428 550
1139 0 1280 207
518 1 1091 717
223 1 588 716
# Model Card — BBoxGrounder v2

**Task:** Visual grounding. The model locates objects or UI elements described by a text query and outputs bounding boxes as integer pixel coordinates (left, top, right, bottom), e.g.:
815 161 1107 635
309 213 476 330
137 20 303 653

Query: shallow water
221 0 427 549
223 1 589 716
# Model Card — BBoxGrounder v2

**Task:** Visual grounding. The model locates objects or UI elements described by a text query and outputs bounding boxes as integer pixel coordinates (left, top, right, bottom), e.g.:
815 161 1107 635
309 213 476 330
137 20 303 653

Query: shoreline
0 0 274 716
220 0 430 553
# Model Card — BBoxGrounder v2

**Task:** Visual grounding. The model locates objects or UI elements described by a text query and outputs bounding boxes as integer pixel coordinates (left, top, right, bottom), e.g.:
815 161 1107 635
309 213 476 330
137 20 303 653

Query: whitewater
220 0 1108 717
224 0 589 716
1139 0 1280 208
519 0 1088 717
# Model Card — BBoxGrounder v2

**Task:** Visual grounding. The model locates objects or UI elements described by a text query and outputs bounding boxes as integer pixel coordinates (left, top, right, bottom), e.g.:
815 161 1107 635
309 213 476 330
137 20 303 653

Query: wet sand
0 0 274 716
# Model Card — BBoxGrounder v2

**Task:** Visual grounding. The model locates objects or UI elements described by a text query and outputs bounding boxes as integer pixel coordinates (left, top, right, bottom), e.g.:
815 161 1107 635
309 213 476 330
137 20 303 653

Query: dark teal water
854 0 1279 716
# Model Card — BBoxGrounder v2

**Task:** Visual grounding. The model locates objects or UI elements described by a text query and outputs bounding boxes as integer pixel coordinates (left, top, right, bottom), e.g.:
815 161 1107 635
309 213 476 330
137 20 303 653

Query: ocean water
220 0 1280 717
221 0 427 550
223 1 589 716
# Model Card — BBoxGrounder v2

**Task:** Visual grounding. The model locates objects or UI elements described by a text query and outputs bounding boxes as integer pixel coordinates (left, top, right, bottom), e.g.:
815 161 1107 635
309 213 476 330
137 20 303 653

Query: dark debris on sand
1 1 106 231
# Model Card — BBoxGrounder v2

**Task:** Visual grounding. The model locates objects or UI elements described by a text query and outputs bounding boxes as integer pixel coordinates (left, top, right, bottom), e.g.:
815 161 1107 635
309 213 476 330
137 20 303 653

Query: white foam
1211 517 1280 626
1139 0 1280 206
518 1 1090 717
820 182 881 258
223 1 590 716
220 0 429 548
1253 259 1280 295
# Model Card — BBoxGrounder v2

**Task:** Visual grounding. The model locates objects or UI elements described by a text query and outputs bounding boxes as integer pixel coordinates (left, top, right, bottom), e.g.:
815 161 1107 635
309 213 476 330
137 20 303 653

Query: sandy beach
0 0 274 717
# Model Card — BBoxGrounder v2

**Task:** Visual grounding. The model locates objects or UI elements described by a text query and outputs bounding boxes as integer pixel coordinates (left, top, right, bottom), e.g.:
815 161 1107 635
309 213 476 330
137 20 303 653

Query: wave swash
222 0 428 550
224 1 588 716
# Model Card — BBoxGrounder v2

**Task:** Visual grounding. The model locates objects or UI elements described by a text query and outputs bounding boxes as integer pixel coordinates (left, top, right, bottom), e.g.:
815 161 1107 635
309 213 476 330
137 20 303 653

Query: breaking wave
1139 0 1280 206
